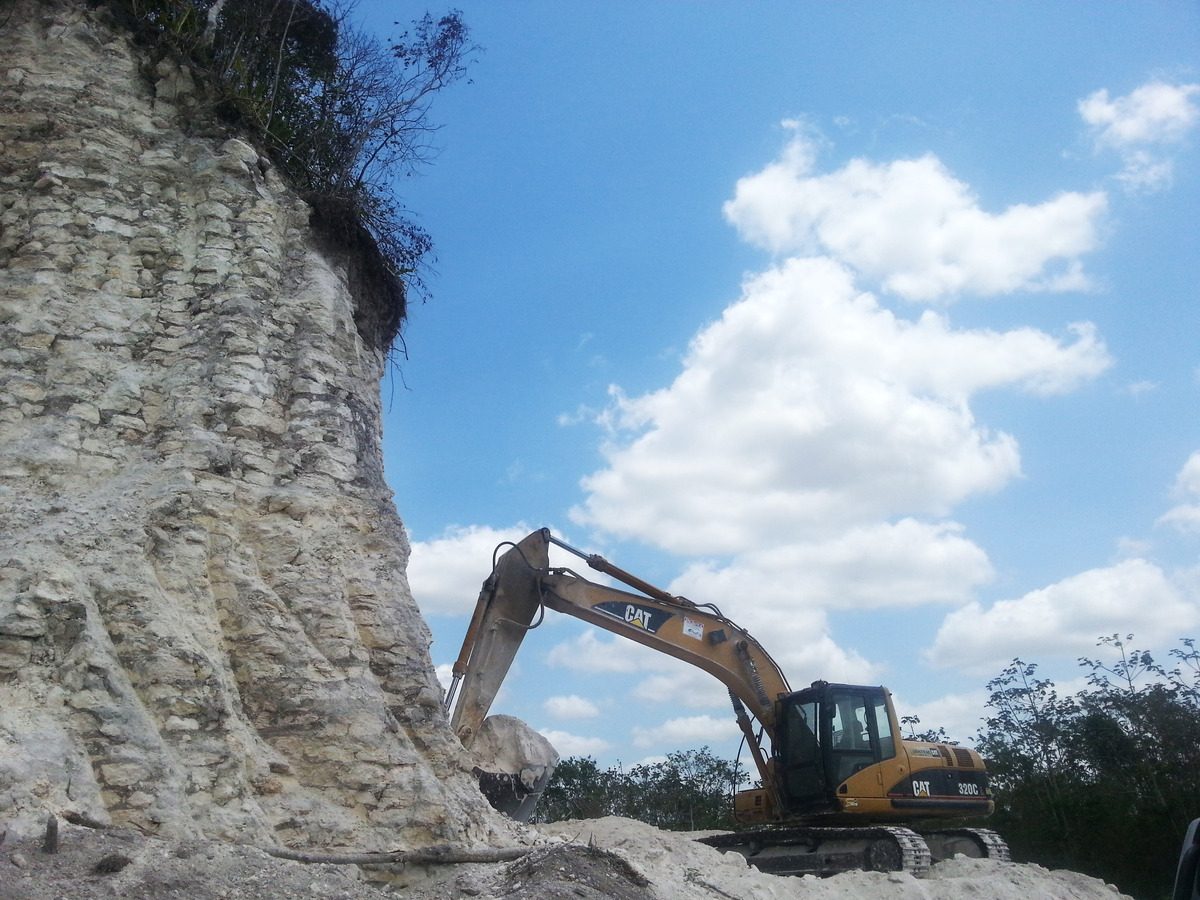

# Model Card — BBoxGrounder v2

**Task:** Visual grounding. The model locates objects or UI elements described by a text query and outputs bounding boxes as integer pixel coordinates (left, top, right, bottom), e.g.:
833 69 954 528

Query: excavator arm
446 528 790 786
445 528 551 748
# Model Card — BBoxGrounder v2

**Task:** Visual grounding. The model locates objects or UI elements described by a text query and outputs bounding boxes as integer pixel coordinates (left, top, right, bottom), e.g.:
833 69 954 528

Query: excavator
444 528 1008 876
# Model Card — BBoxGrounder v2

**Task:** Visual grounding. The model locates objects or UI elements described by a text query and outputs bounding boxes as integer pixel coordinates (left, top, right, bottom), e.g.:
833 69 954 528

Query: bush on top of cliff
98 0 475 353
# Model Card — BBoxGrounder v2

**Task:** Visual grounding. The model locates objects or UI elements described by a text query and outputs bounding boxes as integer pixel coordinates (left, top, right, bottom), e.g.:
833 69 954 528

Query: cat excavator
445 528 1008 876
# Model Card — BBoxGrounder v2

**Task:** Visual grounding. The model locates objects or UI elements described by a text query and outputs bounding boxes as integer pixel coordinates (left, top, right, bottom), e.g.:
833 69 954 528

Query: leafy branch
100 0 477 351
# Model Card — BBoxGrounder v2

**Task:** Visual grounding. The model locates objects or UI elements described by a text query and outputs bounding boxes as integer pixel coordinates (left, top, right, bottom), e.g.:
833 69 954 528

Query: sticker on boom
595 601 674 634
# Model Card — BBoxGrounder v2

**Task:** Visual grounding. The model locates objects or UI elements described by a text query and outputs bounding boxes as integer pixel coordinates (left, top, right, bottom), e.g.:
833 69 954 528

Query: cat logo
913 780 932 798
594 600 673 635
625 605 652 629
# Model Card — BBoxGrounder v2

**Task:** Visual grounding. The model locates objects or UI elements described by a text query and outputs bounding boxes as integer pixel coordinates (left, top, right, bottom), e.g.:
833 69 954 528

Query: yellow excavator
445 528 1008 876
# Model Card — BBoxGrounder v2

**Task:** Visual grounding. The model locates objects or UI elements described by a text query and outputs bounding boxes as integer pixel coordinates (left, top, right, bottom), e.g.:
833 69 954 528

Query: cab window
873 693 895 760
827 687 895 784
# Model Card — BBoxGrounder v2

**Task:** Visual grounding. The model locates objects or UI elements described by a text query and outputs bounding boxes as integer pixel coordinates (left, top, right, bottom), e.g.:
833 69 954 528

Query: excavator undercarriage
700 824 1008 876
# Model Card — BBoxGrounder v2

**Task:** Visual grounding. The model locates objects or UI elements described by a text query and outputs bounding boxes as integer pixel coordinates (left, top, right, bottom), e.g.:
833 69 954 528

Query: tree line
977 635 1200 900
533 747 743 832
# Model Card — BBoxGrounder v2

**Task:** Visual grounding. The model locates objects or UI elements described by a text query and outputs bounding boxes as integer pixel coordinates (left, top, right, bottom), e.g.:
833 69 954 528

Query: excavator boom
539 560 790 732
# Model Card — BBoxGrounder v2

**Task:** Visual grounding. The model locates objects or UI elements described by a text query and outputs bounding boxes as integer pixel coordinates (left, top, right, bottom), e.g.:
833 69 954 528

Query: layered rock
0 0 505 851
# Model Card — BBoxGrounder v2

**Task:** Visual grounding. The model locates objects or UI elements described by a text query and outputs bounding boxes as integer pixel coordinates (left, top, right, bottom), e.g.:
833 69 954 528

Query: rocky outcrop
0 0 505 851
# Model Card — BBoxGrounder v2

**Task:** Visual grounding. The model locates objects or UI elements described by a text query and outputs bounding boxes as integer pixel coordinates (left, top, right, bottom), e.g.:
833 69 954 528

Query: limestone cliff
0 0 505 851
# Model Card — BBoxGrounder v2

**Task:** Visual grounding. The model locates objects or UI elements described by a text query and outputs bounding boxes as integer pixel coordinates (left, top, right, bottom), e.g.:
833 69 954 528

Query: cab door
776 683 898 815
775 693 832 813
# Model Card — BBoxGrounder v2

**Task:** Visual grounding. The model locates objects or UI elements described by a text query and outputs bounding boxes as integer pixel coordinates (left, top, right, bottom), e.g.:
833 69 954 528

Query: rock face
0 0 505 851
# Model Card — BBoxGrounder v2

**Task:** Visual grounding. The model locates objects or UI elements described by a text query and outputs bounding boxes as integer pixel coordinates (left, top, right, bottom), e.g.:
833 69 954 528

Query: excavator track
698 825 933 877
922 828 1010 862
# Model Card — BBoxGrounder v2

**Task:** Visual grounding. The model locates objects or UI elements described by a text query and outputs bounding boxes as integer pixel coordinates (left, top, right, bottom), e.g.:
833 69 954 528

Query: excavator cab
774 682 898 817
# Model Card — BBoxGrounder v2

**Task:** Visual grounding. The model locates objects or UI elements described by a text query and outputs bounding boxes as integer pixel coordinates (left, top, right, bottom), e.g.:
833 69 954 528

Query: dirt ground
0 816 1131 900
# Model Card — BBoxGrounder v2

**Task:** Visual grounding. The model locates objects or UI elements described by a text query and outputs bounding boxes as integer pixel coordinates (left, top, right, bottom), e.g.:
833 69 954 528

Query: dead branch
60 810 111 830
264 843 532 867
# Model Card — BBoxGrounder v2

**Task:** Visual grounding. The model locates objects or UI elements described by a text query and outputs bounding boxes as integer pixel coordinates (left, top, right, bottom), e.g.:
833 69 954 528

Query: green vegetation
978 636 1200 900
98 0 476 351
535 748 744 832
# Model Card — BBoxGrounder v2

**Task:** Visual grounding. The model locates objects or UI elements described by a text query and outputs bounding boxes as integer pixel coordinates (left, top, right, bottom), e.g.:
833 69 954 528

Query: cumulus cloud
559 129 1117 703
1081 82 1200 147
407 524 534 616
1080 81 1200 192
724 124 1106 301
408 523 582 616
543 695 601 719
631 715 740 749
669 519 993 611
926 559 1199 675
630 667 733 711
572 256 1110 555
1158 451 1200 533
545 631 668 675
893 689 992 744
538 729 612 757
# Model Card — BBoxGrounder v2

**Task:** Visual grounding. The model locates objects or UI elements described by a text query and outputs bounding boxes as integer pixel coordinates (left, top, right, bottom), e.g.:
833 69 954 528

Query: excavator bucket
448 528 550 749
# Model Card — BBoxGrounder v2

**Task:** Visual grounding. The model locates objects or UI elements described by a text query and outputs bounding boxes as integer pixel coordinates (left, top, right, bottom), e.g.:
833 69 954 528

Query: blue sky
354 2 1200 768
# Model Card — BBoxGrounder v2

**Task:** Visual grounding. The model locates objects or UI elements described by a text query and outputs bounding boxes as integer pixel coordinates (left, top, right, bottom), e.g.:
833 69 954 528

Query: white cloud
671 519 993 611
407 523 536 617
1173 453 1200 495
1159 451 1200 533
632 754 669 767
572 255 1110 555
631 715 740 749
543 695 601 720
434 662 454 692
724 125 1106 301
537 729 612 758
1080 82 1200 147
1160 507 1200 533
408 523 584 616
1080 82 1200 192
926 559 1200 675
568 131 1111 692
630 664 733 712
545 631 677 675
892 689 992 745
